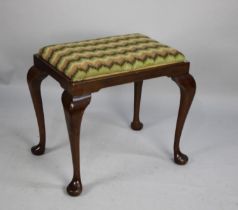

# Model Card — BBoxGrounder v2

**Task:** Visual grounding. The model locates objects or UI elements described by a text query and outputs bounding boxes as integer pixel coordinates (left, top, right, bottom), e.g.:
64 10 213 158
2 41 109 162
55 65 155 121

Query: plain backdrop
0 0 238 210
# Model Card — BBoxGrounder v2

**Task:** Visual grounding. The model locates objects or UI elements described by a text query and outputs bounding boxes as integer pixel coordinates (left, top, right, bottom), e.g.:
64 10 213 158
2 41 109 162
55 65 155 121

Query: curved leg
172 73 196 165
27 66 48 155
62 91 91 196
131 81 143 130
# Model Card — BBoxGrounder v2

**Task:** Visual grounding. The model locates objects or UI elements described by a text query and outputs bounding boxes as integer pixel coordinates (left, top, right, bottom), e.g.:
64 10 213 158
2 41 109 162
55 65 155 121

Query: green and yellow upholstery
39 33 186 82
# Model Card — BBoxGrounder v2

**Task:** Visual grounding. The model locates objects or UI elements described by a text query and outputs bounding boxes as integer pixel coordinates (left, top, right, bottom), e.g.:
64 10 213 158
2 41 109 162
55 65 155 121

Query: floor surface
0 79 238 210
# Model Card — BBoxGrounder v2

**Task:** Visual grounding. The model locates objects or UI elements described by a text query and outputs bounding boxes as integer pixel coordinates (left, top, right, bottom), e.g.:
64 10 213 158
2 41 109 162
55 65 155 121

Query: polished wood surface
62 91 91 196
131 81 143 130
172 74 196 165
27 54 196 196
27 66 48 155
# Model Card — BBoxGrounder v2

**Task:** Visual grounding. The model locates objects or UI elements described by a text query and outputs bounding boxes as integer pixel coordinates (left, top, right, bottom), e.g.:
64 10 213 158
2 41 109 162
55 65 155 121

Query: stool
27 33 196 196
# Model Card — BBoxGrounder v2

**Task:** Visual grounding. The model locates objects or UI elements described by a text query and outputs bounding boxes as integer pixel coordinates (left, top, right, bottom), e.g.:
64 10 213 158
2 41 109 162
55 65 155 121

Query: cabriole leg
172 74 196 165
131 81 143 130
27 66 48 155
62 91 91 196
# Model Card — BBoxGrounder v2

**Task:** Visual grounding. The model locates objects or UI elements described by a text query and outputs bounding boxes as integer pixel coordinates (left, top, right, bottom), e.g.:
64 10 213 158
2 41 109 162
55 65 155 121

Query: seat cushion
39 33 186 82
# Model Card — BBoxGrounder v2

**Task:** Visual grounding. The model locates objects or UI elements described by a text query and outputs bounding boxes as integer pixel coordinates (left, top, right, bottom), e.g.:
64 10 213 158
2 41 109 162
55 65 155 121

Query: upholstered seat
39 33 186 82
28 32 196 196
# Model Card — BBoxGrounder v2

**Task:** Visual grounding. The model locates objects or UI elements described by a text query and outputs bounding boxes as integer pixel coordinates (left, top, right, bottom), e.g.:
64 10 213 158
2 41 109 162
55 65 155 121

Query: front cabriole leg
172 73 196 165
62 90 91 196
27 66 48 155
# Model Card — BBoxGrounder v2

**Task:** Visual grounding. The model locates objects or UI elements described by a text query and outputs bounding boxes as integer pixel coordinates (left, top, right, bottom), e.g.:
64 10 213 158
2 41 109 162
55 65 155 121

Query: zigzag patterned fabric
39 33 186 82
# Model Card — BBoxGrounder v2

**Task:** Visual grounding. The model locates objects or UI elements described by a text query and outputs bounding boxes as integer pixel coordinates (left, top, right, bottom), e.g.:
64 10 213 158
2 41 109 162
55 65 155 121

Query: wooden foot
131 81 143 130
27 66 48 155
62 91 91 196
172 73 196 165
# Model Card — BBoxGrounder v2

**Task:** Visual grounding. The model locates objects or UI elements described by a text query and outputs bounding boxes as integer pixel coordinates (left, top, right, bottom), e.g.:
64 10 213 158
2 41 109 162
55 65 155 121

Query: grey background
0 0 238 209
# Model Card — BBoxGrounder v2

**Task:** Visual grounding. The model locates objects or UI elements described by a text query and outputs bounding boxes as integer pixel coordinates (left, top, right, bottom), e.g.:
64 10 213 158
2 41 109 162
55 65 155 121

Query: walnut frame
27 54 196 196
